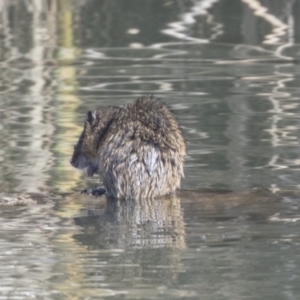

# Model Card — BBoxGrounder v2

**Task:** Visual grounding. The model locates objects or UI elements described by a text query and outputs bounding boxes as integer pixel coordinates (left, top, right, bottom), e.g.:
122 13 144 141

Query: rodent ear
86 110 97 126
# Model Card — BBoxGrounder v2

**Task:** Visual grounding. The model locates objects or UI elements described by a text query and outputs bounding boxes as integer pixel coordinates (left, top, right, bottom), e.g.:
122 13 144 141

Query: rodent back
105 98 186 153
97 97 186 199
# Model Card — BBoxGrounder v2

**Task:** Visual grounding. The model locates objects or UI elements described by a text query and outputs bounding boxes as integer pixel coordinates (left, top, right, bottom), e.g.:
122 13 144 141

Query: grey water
0 0 300 299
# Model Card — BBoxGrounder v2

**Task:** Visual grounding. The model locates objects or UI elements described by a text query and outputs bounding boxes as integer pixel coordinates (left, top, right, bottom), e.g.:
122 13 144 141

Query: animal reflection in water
73 193 185 249
72 188 290 251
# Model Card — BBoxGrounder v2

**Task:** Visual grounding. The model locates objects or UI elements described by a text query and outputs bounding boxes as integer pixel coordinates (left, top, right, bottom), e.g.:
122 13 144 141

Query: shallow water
0 0 300 299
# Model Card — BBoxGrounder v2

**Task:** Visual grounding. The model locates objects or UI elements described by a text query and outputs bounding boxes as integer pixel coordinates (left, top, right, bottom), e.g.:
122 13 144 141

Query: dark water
0 0 300 299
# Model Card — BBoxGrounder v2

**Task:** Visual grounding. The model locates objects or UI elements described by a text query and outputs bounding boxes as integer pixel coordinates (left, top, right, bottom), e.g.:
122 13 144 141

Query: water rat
71 97 186 199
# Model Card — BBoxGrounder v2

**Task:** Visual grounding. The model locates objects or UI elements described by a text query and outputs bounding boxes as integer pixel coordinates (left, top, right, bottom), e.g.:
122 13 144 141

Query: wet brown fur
71 97 186 199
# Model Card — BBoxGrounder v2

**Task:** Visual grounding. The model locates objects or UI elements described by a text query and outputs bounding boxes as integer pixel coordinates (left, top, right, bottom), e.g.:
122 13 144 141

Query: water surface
0 0 300 299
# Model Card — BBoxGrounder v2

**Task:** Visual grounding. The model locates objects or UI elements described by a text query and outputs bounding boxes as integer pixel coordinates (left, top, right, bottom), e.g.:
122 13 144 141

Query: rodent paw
81 186 107 197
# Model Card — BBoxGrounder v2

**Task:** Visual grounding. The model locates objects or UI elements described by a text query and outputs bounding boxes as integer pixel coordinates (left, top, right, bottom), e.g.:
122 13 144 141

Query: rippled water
0 0 300 299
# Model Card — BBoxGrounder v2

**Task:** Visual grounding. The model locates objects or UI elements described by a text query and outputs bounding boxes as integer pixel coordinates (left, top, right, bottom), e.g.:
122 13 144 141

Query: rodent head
70 106 120 177
70 110 99 177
